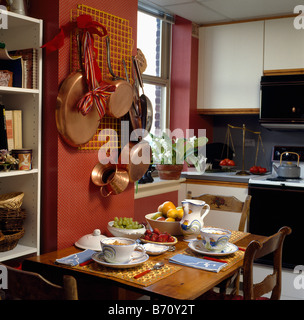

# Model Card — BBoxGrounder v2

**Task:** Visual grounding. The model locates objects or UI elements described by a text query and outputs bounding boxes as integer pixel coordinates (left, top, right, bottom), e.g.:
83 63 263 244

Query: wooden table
22 233 267 300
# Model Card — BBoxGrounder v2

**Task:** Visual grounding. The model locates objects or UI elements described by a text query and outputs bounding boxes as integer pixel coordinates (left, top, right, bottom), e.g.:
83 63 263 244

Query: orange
176 207 184 220
167 208 178 219
165 217 175 222
161 201 176 217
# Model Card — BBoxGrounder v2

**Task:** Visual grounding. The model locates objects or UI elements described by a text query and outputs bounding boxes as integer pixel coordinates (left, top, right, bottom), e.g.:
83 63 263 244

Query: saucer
91 251 149 268
142 243 169 255
188 240 238 256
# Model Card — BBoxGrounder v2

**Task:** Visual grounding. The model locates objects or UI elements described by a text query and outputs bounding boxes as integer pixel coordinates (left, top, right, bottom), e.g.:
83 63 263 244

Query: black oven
248 183 304 269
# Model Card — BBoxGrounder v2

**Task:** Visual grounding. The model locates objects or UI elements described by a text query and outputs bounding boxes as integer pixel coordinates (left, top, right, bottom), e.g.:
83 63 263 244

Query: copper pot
105 36 133 118
100 167 130 197
118 141 151 182
91 163 117 186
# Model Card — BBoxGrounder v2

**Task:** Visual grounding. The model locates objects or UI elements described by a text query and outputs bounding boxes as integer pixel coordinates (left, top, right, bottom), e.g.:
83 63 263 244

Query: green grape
113 217 142 229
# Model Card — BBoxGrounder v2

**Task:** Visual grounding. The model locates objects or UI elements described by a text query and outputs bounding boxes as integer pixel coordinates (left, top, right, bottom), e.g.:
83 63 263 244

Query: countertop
181 170 251 183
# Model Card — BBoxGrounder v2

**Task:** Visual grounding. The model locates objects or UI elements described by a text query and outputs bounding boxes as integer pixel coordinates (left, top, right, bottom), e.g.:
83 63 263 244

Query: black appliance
260 74 304 130
248 146 304 269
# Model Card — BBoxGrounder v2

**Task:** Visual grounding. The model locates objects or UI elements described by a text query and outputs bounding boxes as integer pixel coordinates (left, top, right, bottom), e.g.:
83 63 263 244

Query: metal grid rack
70 5 133 151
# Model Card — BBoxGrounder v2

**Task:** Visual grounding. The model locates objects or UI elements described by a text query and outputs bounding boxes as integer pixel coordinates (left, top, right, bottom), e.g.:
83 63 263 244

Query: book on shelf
0 104 8 150
12 110 22 149
0 48 23 88
9 48 38 89
3 109 22 150
4 109 13 150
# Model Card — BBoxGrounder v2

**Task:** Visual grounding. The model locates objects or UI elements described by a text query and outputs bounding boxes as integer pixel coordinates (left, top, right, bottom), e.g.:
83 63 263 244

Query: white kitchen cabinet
197 21 264 114
264 17 304 71
0 10 42 261
185 182 248 231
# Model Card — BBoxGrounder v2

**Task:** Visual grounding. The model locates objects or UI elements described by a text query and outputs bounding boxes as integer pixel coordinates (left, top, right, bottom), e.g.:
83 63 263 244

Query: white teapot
180 199 210 241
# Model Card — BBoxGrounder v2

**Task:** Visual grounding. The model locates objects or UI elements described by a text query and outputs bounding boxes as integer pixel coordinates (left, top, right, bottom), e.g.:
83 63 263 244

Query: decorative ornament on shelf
0 149 18 172
149 131 208 180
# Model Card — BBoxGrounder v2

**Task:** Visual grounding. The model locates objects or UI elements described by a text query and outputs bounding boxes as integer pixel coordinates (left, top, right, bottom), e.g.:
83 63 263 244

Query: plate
142 243 169 255
140 236 178 246
188 240 238 256
91 251 149 269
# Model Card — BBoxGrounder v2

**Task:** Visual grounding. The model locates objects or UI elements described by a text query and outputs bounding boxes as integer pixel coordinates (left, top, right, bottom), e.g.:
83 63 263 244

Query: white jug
180 199 210 241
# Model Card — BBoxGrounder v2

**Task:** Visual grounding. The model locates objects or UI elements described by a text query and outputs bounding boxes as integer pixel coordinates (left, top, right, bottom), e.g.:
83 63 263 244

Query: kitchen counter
181 170 251 183
134 177 186 199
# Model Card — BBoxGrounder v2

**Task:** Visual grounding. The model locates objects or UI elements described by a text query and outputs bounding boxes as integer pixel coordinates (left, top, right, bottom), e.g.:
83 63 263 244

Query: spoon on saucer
134 262 164 279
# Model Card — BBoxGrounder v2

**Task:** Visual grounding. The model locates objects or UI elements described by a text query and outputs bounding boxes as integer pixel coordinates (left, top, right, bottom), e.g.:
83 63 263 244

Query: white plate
189 240 238 256
142 243 169 255
91 251 149 268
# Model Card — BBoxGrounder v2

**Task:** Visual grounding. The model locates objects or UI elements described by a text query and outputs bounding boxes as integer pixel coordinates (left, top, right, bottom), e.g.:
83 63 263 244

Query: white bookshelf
0 9 42 262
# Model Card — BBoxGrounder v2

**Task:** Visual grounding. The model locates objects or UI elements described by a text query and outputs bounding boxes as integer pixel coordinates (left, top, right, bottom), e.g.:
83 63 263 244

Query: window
137 9 172 136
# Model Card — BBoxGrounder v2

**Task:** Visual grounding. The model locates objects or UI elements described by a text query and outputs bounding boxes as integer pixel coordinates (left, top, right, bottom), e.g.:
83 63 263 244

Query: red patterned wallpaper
56 0 138 249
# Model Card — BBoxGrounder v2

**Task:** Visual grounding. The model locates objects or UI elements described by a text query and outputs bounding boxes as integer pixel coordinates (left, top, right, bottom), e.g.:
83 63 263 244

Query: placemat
74 261 182 287
165 230 247 272
182 247 244 272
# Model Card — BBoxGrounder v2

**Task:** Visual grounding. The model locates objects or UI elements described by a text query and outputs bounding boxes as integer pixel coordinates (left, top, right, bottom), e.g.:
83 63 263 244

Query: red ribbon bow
41 14 107 55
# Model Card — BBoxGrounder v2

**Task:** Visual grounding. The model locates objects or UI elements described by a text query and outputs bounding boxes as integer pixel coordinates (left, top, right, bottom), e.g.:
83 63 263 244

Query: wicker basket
0 192 24 210
0 228 25 252
0 209 26 231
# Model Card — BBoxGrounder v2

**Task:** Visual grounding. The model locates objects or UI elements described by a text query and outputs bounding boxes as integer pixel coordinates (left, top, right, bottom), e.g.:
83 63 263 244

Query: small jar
12 149 32 170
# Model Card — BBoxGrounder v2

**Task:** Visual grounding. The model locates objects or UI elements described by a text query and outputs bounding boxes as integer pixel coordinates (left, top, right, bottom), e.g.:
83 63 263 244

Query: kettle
6 0 28 15
273 152 301 178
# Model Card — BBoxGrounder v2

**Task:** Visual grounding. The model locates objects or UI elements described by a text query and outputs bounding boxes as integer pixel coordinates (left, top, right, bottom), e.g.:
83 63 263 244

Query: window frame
137 9 172 132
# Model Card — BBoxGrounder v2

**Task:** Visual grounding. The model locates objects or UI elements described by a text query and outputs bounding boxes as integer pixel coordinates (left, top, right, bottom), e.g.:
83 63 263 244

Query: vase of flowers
0 149 19 172
149 132 208 180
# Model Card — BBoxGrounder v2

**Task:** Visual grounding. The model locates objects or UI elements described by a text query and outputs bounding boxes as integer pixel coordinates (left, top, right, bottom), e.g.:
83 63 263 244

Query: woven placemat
75 261 182 287
165 230 247 272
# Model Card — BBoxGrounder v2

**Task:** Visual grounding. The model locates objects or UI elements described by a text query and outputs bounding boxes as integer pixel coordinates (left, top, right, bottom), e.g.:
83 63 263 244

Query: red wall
31 0 138 252
170 16 213 140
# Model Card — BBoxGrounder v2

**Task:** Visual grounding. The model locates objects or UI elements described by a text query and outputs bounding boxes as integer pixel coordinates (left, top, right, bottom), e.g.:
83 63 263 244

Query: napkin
55 249 96 266
169 254 227 273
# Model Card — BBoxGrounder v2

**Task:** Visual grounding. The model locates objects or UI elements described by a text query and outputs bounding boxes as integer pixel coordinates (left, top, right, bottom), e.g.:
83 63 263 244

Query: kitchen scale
223 124 266 175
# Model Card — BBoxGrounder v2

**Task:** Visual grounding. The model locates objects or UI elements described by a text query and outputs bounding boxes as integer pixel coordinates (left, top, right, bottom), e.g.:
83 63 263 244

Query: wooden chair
191 193 252 232
201 226 292 300
191 193 251 294
0 264 78 300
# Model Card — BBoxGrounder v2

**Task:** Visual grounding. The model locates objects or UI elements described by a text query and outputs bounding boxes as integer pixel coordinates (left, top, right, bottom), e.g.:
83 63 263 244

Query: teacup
100 237 145 264
200 227 231 251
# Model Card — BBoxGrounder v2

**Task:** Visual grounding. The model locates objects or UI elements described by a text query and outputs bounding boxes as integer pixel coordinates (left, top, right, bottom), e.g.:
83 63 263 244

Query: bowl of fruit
145 201 183 235
219 158 236 169
250 165 267 175
141 228 177 246
107 217 146 240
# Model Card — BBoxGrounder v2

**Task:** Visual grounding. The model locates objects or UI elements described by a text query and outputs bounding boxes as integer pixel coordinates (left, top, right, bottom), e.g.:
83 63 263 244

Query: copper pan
133 56 153 135
122 59 142 138
118 141 151 182
105 36 133 118
56 33 100 147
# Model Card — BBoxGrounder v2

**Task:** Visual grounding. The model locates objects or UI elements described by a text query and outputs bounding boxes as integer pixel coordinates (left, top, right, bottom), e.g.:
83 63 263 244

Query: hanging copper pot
105 36 133 118
118 141 151 182
56 33 100 147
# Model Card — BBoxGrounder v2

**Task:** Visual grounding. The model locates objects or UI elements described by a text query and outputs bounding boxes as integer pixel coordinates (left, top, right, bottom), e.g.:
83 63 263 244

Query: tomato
227 160 235 166
259 167 267 174
219 159 227 166
250 166 258 173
